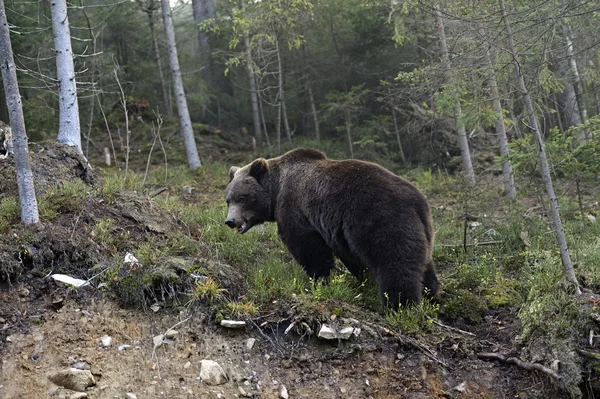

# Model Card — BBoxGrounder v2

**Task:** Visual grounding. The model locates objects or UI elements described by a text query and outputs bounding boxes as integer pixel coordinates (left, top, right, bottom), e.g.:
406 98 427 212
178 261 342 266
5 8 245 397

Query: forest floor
0 124 596 398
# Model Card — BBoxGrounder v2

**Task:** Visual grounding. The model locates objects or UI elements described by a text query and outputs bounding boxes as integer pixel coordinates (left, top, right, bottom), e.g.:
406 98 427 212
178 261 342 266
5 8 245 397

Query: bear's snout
224 218 236 228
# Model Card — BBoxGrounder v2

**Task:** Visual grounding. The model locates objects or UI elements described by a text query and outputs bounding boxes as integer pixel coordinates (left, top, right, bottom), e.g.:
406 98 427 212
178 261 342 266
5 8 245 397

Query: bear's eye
237 196 246 204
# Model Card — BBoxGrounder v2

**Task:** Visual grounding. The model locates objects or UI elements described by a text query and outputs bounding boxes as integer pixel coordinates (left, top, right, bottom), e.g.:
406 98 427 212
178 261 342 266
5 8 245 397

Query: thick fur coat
225 148 438 308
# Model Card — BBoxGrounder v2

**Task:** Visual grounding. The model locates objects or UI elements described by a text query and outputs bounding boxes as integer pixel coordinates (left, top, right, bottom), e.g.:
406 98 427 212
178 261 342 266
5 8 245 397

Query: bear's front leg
278 224 335 279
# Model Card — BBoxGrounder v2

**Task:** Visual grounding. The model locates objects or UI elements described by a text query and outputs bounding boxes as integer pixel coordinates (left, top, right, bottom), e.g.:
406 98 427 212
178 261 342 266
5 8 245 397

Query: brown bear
225 148 438 309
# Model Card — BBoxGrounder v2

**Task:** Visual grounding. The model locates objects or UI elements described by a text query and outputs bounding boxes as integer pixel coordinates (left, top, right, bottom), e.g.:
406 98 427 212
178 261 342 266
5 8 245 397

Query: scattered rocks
245 338 256 351
100 335 112 347
220 320 246 329
47 368 95 392
199 359 228 386
318 324 357 340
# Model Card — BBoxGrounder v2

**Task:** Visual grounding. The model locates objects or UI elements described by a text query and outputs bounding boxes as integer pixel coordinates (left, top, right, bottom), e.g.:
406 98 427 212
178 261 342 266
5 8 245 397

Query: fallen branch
431 319 476 336
152 315 192 380
437 240 503 248
477 352 561 380
250 319 285 357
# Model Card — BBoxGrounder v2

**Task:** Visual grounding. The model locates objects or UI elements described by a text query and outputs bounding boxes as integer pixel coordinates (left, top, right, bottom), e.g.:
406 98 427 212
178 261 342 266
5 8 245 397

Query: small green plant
311 273 359 303
0 196 19 233
226 299 259 317
43 179 89 214
193 278 225 301
385 296 440 335
93 218 117 246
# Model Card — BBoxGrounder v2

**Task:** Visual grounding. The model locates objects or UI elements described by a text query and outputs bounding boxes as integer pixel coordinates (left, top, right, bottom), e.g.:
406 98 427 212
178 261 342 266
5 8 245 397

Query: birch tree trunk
344 109 354 158
434 4 475 186
479 25 516 198
0 1 39 224
562 24 588 129
391 109 406 164
161 0 201 170
274 32 292 144
144 0 172 116
51 0 81 153
499 0 580 294
301 43 320 141
241 0 262 142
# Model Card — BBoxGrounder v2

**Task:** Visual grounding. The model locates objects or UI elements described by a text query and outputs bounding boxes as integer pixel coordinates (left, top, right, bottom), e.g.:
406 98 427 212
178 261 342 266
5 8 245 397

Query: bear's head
225 158 270 234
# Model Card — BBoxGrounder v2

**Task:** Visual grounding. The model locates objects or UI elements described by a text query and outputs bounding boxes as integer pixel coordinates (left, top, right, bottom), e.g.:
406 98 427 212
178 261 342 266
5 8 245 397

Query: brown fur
225 148 439 308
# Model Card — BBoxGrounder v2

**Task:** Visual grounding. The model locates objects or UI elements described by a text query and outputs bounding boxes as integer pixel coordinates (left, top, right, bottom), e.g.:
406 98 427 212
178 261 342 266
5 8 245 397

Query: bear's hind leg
375 266 423 310
423 260 439 298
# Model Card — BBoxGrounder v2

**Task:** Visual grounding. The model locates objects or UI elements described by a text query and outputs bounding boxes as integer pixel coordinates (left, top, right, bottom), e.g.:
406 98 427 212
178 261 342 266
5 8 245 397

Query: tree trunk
301 43 320 141
145 1 172 116
434 4 475 186
161 0 201 169
562 23 588 137
51 0 82 152
255 76 272 155
0 1 39 224
274 32 291 144
391 109 406 164
479 25 516 198
241 0 262 142
499 0 580 294
192 0 215 81
344 109 354 158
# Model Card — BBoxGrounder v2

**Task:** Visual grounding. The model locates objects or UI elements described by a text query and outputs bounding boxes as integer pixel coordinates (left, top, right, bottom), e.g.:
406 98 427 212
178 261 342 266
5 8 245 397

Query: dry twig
477 352 561 380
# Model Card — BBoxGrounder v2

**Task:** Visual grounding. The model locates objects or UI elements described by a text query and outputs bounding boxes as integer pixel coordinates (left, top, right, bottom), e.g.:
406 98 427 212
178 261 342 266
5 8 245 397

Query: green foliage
193 278 225 302
310 273 360 303
0 197 20 233
385 298 439 335
42 180 90 214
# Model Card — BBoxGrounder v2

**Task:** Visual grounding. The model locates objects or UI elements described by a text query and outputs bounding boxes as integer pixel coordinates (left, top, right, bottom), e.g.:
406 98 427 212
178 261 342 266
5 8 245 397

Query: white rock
153 334 164 347
220 320 246 329
183 361 192 369
199 360 228 386
279 384 289 399
100 335 112 347
47 368 95 392
318 324 355 340
124 253 139 264
118 344 131 351
125 393 137 399
69 393 88 399
165 330 178 339
245 338 256 351
452 381 467 392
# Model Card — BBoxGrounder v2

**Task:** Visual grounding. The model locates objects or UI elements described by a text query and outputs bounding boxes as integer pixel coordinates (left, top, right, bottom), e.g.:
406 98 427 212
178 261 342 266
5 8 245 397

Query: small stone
118 344 131 351
340 387 347 394
318 324 355 340
182 185 193 195
245 338 256 351
338 327 354 339
238 386 248 397
69 393 87 399
125 393 137 399
279 384 289 399
452 381 467 392
183 361 192 369
72 362 91 370
47 368 95 392
165 330 178 339
199 359 228 386
100 335 112 347
220 320 246 329
153 334 164 347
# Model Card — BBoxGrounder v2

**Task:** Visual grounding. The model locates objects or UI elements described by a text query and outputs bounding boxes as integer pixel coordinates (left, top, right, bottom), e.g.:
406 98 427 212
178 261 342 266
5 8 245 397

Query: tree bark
241 0 262 142
301 43 320 141
434 4 475 186
161 0 201 169
0 1 39 224
344 109 354 158
51 0 82 152
562 24 588 133
479 25 516 198
142 0 172 117
499 0 580 294
274 32 292 144
391 109 406 164
192 0 215 81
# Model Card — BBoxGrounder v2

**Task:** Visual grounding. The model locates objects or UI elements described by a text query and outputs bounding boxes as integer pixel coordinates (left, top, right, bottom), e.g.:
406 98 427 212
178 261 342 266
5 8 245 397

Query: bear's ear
249 158 268 180
228 166 240 182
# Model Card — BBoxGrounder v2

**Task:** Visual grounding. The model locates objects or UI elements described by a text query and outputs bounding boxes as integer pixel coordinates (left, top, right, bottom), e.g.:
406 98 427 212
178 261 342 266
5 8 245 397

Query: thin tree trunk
161 0 201 169
241 0 262 142
255 76 272 155
391 109 406 164
344 109 354 158
0 1 39 224
479 25 516 198
51 0 82 152
434 4 475 186
274 32 291 144
145 1 171 117
562 23 588 140
301 43 320 141
192 0 215 81
499 0 580 294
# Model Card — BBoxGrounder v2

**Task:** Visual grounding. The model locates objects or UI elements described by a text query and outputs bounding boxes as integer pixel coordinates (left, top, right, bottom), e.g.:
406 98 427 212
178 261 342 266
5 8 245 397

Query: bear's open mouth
238 221 250 234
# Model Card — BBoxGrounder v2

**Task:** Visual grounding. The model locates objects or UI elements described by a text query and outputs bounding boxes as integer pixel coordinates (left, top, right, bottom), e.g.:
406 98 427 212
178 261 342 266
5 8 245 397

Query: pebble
125 393 137 399
199 360 228 386
183 361 192 369
279 384 289 399
220 320 246 329
69 393 87 399
100 335 112 347
245 338 256 351
47 368 95 392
